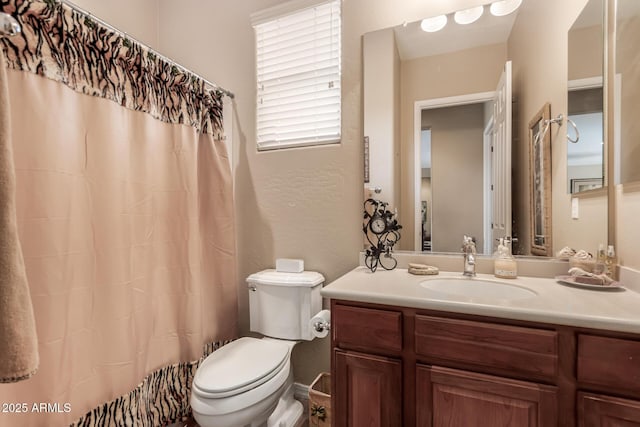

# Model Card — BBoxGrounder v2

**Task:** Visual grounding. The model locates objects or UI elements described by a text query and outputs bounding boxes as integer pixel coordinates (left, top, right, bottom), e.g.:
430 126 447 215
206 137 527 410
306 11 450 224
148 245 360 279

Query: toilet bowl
191 268 324 427
191 337 302 427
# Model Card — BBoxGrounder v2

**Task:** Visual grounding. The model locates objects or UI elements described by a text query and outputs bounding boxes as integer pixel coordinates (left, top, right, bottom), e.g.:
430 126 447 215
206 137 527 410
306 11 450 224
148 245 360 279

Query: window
253 0 341 150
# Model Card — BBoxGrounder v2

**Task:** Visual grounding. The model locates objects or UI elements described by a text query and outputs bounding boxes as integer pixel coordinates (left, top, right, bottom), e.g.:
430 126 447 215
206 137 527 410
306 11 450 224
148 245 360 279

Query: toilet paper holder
309 309 331 338
313 319 331 334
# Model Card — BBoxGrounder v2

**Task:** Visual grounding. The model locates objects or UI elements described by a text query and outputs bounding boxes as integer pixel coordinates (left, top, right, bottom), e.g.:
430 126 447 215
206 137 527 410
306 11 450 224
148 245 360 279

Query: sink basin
419 277 537 302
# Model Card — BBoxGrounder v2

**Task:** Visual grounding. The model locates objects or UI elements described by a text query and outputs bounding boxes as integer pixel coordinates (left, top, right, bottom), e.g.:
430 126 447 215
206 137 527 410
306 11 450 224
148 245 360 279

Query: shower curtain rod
0 4 235 99
62 0 235 99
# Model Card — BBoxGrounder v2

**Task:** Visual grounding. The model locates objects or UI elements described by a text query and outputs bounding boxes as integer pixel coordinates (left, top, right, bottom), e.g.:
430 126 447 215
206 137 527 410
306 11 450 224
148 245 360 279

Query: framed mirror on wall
362 0 609 257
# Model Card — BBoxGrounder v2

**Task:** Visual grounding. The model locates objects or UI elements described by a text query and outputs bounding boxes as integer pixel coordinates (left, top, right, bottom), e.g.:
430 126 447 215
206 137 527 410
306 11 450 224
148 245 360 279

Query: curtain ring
0 12 21 37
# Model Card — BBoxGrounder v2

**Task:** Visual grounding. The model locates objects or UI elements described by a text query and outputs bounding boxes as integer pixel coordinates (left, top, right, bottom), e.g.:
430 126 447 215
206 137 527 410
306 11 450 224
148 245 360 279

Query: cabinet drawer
578 334 640 395
415 315 558 381
333 304 402 353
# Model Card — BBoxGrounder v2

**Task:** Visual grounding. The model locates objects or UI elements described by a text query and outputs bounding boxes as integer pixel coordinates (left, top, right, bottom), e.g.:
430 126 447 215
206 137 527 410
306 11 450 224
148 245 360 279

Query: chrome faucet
462 235 477 277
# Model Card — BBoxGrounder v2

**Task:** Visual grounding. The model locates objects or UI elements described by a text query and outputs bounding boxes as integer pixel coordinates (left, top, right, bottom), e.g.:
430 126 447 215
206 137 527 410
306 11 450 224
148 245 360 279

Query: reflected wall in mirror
616 0 640 184
363 0 608 257
567 0 604 194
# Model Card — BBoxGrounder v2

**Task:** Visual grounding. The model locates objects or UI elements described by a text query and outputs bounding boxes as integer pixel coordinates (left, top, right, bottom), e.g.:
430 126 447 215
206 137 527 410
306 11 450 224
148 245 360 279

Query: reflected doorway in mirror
413 61 512 255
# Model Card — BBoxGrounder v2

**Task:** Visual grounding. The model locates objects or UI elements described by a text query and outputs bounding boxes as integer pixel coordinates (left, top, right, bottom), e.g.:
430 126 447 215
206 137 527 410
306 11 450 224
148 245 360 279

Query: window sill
257 138 341 152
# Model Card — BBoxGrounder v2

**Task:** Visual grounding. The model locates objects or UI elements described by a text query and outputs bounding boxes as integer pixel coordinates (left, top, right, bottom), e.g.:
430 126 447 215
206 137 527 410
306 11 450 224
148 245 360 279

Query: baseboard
293 382 309 403
293 382 310 427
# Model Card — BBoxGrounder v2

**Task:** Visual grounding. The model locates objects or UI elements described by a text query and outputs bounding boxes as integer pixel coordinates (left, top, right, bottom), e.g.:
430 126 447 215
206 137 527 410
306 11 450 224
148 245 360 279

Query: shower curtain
0 1 237 426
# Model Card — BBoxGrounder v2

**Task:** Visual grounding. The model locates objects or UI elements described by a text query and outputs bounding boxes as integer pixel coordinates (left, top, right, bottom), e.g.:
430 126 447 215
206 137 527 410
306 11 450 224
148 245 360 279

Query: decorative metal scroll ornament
363 199 402 272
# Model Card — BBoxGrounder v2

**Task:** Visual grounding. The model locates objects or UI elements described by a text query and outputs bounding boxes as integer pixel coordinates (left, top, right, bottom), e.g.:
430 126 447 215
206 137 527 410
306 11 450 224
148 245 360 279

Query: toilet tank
247 270 324 341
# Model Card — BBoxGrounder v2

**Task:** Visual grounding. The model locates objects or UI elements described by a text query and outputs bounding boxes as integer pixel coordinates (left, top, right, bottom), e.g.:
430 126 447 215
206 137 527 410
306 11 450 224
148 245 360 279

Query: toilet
191 268 325 427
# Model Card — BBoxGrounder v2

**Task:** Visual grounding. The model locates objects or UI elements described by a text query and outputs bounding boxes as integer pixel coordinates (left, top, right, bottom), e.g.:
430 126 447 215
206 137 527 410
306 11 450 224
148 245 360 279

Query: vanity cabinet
331 299 640 427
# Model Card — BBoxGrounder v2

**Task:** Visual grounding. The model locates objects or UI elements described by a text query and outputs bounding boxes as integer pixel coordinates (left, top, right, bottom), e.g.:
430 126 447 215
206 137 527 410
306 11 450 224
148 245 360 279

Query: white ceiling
393 5 518 61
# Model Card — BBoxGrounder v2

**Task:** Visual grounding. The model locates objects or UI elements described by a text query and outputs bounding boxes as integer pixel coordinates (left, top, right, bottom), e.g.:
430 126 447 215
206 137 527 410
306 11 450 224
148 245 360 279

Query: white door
491 61 512 250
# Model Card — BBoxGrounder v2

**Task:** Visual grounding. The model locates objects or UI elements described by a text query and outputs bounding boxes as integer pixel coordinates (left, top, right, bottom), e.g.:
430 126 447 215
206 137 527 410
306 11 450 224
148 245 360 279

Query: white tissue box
276 258 304 273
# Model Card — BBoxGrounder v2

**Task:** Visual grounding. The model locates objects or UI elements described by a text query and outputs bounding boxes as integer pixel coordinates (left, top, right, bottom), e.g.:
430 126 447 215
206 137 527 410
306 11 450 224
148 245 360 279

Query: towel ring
566 117 580 144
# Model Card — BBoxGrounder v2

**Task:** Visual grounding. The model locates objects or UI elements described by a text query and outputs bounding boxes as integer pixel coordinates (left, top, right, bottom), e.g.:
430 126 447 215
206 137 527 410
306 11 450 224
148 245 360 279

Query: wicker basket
309 372 331 427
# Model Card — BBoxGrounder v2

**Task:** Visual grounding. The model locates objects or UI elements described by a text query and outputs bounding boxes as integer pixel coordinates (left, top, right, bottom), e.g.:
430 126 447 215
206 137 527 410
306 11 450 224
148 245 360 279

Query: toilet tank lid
247 270 324 287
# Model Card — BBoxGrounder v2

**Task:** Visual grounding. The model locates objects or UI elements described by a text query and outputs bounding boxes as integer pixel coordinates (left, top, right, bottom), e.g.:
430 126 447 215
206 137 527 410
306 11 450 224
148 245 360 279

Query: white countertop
321 267 640 334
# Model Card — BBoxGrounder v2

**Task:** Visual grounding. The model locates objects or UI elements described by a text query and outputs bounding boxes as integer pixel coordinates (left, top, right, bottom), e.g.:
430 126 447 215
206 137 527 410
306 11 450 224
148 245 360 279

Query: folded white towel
568 267 615 286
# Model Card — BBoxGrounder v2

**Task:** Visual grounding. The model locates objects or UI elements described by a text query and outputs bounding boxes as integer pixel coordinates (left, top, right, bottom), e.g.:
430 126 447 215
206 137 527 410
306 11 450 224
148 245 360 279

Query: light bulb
454 6 484 25
490 0 523 17
420 15 447 32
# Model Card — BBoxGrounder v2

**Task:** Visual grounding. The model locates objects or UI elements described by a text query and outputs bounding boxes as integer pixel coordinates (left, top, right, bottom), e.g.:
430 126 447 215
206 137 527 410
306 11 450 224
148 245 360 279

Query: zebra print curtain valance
0 0 224 138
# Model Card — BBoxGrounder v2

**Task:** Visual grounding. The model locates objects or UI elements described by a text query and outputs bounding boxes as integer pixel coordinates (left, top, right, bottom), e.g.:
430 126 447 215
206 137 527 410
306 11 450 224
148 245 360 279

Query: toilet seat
191 338 293 418
193 337 289 399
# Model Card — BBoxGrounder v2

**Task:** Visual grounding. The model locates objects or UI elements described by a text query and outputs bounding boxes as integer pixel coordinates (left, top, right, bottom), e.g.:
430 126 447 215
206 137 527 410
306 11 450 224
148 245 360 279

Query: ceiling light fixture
420 14 447 32
490 0 523 17
454 6 484 25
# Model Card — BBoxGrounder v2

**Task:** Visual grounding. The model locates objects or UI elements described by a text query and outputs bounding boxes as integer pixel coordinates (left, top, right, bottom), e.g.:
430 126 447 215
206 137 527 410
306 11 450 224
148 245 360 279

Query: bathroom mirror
529 104 552 256
616 0 640 184
362 0 609 257
567 0 605 194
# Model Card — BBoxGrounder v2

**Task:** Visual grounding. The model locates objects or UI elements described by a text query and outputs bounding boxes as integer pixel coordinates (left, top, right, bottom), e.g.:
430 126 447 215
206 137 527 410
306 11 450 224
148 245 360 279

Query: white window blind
254 0 341 150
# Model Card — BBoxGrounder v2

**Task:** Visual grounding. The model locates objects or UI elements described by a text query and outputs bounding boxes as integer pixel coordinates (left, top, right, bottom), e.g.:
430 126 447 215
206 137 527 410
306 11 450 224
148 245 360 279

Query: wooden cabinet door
579 392 640 426
334 349 402 427
416 365 557 427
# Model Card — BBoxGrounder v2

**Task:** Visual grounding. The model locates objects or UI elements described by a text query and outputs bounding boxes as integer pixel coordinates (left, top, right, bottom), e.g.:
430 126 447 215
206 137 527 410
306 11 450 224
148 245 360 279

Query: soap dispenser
605 245 618 280
494 238 518 279
593 243 606 275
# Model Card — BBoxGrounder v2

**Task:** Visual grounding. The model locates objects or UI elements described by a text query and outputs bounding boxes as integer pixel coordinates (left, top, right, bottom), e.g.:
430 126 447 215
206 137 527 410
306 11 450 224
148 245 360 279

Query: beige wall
507 0 607 256
399 42 506 250
69 0 159 48
424 104 485 252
